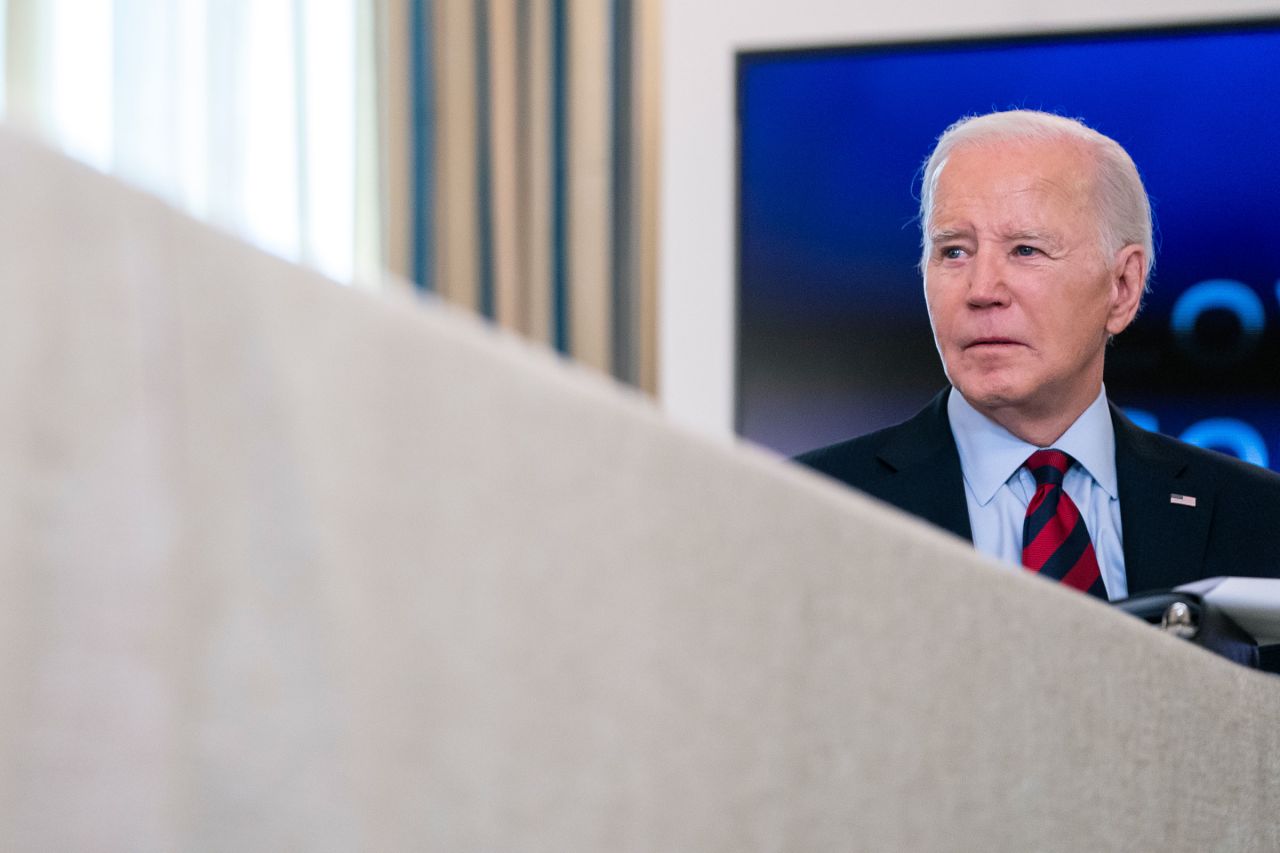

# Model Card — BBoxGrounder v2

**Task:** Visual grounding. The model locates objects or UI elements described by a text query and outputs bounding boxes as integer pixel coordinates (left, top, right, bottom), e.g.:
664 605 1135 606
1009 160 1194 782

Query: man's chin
953 382 1029 415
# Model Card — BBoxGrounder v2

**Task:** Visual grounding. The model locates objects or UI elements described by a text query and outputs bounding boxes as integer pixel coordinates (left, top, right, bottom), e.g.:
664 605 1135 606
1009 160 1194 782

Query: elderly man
797 110 1280 600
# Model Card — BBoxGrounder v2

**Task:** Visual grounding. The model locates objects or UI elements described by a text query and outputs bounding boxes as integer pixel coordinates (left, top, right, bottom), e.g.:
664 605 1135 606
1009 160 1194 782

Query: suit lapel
1112 405 1216 593
875 389 973 542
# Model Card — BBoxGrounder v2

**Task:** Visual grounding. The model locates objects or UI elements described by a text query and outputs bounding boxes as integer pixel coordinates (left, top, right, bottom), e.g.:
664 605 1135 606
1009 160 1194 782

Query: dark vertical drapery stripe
609 0 634 384
410 0 435 292
473 0 495 318
551 0 569 354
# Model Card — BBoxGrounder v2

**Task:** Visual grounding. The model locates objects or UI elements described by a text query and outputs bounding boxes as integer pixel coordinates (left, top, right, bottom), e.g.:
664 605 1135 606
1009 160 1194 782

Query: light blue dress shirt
947 387 1128 600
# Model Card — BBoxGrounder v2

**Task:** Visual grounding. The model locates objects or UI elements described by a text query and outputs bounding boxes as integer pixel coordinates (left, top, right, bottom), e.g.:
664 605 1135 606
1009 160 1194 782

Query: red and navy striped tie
1021 450 1107 600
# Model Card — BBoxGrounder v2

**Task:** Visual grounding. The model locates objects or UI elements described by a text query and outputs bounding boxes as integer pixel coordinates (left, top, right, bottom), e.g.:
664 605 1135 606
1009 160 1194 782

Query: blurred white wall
658 0 1280 439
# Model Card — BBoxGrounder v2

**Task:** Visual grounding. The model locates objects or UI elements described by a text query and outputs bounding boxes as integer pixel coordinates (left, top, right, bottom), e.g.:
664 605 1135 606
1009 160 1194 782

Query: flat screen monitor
737 19 1280 472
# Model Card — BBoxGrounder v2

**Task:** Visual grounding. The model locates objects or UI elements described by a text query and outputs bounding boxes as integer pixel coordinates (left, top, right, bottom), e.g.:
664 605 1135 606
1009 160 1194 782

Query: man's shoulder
794 423 903 478
1114 411 1280 581
792 389 972 538
793 389 953 486
1115 410 1280 498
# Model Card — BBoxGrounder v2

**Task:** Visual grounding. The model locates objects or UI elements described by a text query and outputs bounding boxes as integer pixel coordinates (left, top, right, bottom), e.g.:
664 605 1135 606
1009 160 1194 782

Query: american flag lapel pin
1170 493 1197 507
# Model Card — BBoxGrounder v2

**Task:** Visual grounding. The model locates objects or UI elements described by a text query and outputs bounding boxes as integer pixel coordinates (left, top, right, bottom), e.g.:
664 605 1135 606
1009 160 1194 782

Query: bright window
4 0 360 283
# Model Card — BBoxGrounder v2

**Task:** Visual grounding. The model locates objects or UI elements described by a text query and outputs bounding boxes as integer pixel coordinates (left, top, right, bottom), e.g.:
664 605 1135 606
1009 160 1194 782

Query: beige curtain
381 0 661 393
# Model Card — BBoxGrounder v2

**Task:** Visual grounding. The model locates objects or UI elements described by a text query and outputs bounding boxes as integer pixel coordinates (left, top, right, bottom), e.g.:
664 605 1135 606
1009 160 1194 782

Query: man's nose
966 251 1010 307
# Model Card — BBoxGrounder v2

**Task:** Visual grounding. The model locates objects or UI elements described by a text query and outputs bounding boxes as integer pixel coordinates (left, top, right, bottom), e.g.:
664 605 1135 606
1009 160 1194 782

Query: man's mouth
965 337 1024 348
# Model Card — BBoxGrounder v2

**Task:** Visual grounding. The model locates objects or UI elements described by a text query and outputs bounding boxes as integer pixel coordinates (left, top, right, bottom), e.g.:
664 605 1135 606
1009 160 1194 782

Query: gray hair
918 110 1154 286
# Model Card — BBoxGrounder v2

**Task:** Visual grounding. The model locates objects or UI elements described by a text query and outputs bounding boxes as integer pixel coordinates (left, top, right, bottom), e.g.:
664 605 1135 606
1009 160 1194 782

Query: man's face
923 138 1142 431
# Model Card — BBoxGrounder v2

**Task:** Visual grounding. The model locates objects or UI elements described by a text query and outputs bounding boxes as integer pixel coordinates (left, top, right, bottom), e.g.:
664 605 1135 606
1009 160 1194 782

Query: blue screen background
738 23 1280 469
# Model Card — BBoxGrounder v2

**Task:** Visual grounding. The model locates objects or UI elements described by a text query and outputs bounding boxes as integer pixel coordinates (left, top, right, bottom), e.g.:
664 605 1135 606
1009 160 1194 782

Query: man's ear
1105 244 1146 336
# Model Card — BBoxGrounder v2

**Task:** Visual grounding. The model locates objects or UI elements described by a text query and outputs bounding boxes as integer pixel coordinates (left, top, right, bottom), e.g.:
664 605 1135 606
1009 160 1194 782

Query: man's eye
941 246 965 260
1014 245 1040 257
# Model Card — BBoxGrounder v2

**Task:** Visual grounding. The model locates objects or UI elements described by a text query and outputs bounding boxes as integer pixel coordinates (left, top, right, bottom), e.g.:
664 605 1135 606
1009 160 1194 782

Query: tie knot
1024 449 1072 486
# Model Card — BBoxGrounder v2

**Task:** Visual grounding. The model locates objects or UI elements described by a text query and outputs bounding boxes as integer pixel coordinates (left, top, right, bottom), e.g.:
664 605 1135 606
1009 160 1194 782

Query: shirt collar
946 386 1118 506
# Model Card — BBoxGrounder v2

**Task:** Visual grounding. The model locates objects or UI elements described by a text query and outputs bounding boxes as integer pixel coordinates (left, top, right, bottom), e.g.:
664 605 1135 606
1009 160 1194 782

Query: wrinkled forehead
927 138 1100 230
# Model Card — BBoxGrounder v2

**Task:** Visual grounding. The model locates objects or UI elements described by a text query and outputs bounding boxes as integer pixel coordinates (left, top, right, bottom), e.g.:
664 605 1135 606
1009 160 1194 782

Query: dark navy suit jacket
796 388 1280 595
